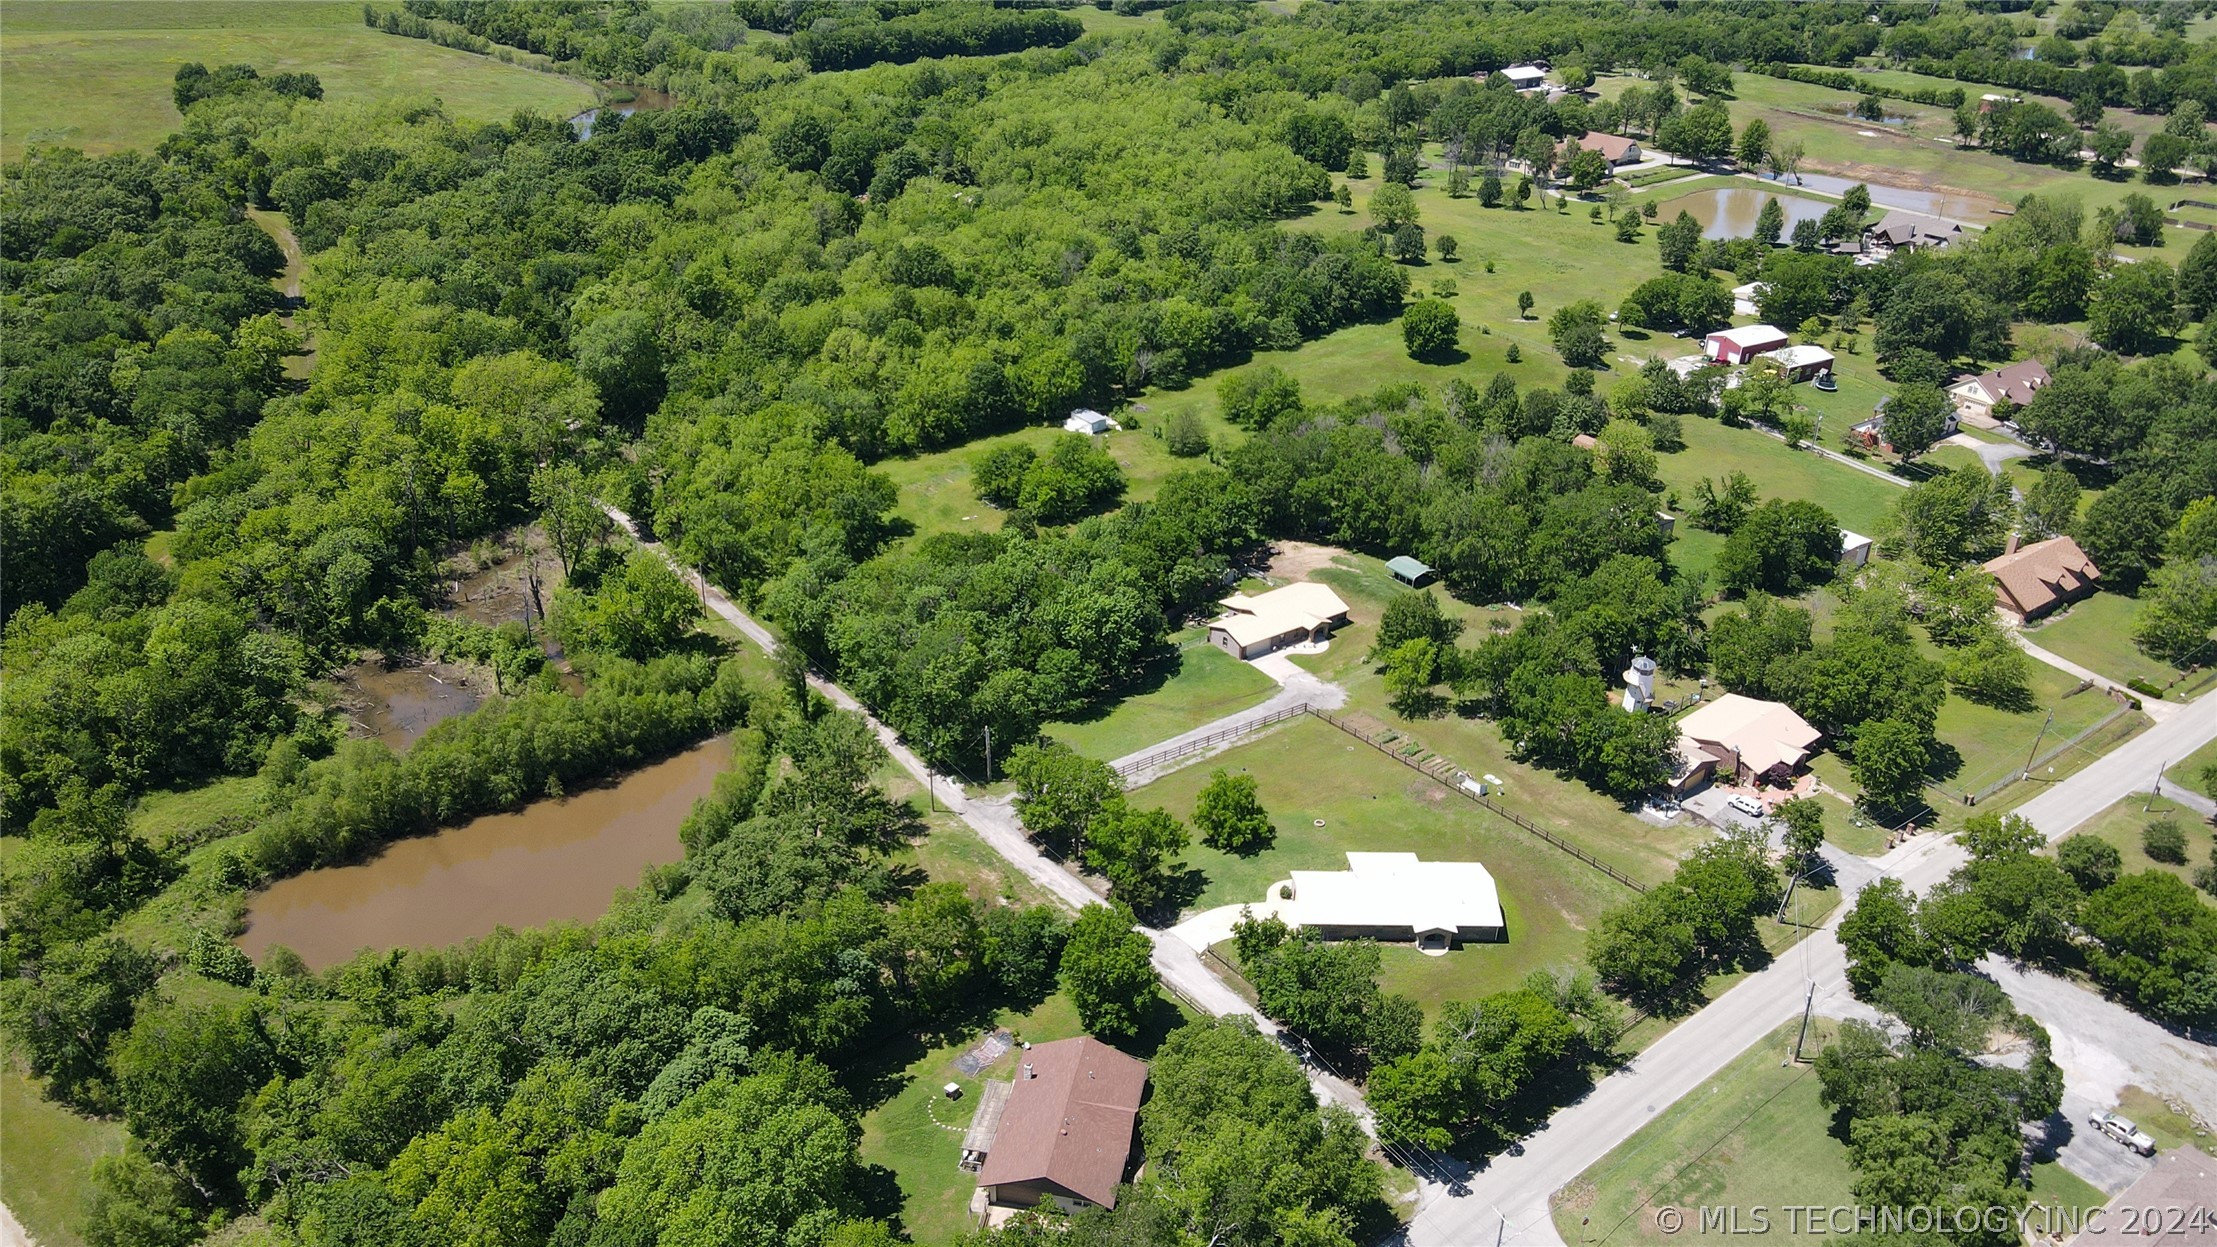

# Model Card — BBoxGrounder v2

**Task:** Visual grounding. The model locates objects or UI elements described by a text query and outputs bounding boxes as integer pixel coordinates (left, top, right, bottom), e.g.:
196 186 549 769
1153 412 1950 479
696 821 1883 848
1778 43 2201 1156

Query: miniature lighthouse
1622 654 1657 713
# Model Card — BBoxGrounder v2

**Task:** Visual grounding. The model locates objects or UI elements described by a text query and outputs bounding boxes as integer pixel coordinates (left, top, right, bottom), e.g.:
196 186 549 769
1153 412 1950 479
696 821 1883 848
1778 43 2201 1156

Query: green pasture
1270 552 1711 886
2164 737 2217 800
1042 631 1279 764
1929 648 2127 800
2 0 595 160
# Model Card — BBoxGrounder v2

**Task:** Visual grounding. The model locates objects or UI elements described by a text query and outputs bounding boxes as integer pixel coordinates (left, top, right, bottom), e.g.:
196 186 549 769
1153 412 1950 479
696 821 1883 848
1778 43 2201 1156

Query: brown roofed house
971 1037 1148 1223
1948 359 2050 425
1982 534 2100 624
1569 131 1644 166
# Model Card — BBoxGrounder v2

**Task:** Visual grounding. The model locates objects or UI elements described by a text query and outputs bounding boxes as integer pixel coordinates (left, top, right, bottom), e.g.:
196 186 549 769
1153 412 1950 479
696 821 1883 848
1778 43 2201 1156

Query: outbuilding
1838 529 1874 567
1703 323 1789 366
1386 556 1436 587
1063 409 1114 435
1766 344 1836 383
1498 63 1550 92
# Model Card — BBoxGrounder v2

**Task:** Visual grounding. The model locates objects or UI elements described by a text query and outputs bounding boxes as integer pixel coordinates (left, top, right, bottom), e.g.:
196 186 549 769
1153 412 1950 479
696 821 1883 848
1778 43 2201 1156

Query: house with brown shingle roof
970 1037 1147 1222
1948 359 2050 425
1983 534 2101 624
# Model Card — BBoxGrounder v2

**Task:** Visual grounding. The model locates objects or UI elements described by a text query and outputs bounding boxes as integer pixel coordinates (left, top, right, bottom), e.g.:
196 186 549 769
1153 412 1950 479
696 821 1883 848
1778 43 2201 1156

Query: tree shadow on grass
1416 346 1473 366
1054 642 1185 731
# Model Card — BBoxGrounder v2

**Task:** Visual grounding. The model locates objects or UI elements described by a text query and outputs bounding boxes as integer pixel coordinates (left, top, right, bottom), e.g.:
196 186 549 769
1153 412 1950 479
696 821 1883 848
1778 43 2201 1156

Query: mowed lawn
2 1 595 159
1552 1018 2106 1247
2165 736 2217 800
1133 716 1650 1015
1929 645 2127 799
3 1060 124 1247
1652 418 1906 583
879 417 1238 543
1042 632 1278 764
2025 591 2198 694
856 995 1088 1245
1138 145 1721 433
2051 794 2217 902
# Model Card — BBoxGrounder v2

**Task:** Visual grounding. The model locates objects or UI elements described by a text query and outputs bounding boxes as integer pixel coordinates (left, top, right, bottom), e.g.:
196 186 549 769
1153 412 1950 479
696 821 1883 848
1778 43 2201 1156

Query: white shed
1838 529 1874 567
1063 409 1113 435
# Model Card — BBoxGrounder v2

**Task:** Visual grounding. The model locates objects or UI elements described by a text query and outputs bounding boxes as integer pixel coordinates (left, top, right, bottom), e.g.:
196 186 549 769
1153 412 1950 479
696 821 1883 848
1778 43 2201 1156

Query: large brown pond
238 737 730 969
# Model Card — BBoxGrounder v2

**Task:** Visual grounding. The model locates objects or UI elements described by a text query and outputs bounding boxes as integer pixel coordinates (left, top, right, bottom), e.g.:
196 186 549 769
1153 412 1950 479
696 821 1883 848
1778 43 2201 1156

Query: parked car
1728 794 1767 819
2089 1111 2157 1156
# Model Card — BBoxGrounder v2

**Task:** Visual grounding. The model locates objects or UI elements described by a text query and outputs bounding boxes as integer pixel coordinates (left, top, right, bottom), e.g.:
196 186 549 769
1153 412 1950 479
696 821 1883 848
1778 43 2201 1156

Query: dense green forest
7 3 2217 1245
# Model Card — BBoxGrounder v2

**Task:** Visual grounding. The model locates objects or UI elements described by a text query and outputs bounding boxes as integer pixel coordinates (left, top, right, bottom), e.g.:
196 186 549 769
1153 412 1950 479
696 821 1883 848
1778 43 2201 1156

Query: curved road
604 506 1377 1130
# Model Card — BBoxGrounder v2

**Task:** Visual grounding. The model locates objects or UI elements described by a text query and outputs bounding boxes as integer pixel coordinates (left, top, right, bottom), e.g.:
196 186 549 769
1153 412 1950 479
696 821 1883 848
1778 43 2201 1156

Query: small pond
237 736 730 969
1662 187 1834 240
569 86 677 139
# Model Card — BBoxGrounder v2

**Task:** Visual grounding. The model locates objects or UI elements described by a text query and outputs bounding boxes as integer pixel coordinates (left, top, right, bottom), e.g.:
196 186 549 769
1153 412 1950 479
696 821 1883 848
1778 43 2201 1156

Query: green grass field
1716 71 2192 230
1553 1018 2106 1247
127 774 265 851
1653 419 1906 582
1551 1020 1857 1246
1041 632 1278 763
1929 646 2125 800
2051 794 2217 901
2 1060 125 1247
1132 715 1657 1015
1269 553 1712 887
2023 591 2188 692
878 419 1240 544
2 1 596 160
2164 737 2217 801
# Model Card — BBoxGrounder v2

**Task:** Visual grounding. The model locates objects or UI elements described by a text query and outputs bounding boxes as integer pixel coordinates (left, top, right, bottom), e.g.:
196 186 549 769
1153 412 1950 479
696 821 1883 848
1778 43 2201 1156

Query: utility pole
1793 980 1816 1062
2145 760 2166 812
2020 710 2054 781
983 725 992 784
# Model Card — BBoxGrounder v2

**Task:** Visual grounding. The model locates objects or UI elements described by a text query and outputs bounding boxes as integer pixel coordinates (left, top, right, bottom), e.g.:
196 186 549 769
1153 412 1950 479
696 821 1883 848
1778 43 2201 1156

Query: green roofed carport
1386 556 1434 587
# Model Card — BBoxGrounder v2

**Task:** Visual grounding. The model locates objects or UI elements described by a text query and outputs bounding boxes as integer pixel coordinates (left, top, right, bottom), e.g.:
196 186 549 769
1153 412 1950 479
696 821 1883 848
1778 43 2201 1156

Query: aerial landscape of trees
8 2 2217 1245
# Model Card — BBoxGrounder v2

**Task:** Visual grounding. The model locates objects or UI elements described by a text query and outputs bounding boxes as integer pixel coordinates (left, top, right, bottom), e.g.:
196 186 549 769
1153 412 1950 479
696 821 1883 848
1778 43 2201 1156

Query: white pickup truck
2089 1110 2157 1157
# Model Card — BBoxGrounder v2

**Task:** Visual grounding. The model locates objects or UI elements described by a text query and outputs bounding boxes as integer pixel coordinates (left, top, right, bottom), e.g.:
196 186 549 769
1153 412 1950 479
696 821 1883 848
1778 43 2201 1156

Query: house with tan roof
1207 582 1352 659
1566 131 1644 166
1983 534 2101 624
1672 693 1823 791
1948 360 2050 425
969 1037 1147 1224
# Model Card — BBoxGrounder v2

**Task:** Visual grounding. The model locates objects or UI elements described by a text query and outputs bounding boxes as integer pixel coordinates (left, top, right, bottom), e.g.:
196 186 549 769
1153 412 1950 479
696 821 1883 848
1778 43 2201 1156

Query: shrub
2143 818 2188 864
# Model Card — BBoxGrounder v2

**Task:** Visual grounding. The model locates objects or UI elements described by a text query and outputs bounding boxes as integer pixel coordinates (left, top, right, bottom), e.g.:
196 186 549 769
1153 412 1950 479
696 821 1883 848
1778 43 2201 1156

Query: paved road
1401 689 2217 1247
605 506 1377 1129
2014 686 2217 833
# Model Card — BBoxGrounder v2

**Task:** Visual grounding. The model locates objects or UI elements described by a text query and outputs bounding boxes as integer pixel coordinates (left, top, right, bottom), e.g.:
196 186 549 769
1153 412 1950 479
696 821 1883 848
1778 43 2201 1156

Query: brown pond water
238 736 730 969
338 660 485 749
1663 187 1835 240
